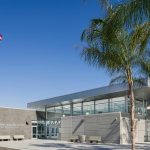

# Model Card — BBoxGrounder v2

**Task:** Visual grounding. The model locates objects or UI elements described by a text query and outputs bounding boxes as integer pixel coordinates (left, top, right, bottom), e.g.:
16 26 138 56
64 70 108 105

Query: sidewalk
0 139 149 150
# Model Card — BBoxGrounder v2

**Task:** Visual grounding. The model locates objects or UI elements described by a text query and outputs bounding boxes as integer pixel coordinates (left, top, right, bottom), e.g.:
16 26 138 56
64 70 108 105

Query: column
70 103 73 116
143 99 145 116
108 99 110 112
125 96 128 113
145 100 148 118
61 105 64 115
81 101 83 115
45 106 47 138
94 100 96 114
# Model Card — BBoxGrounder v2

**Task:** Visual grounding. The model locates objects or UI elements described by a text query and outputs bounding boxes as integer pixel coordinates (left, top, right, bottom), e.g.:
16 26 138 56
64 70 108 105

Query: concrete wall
61 112 121 144
0 107 37 139
145 120 150 142
0 106 146 143
120 113 146 144
61 112 146 144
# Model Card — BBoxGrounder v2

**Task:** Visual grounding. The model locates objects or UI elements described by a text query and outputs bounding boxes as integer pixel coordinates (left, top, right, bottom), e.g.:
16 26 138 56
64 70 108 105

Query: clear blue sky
0 0 110 108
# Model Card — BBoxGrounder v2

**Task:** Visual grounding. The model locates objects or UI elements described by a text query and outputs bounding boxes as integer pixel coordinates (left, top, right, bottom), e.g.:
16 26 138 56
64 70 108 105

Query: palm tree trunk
128 80 135 150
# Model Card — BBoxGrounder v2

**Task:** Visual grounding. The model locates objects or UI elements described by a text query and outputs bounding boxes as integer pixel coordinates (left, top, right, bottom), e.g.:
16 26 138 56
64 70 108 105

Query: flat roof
27 79 150 109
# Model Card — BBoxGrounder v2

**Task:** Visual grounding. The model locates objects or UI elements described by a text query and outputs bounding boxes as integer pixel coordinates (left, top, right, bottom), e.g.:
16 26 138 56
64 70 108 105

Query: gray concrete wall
0 107 37 139
61 112 146 144
145 120 150 142
61 112 121 144
120 117 146 144
120 113 146 144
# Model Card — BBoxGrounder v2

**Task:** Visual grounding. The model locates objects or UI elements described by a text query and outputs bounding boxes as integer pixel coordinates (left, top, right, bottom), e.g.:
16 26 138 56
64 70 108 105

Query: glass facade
46 97 147 117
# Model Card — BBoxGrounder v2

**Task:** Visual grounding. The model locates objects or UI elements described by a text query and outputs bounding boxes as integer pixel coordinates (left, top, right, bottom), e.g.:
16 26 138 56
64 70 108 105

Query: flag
0 34 3 41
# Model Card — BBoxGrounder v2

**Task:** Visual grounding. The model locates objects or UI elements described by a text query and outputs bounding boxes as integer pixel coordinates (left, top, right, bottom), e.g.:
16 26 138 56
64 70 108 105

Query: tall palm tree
81 17 150 150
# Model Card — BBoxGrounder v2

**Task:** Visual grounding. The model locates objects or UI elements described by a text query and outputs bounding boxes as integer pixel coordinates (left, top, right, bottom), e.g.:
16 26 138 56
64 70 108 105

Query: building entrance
50 127 59 139
46 119 61 139
32 125 37 138
32 121 45 139
32 120 61 139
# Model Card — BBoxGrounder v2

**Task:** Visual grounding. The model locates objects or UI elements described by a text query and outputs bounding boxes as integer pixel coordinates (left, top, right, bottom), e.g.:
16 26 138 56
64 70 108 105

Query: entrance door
32 126 37 138
51 127 59 139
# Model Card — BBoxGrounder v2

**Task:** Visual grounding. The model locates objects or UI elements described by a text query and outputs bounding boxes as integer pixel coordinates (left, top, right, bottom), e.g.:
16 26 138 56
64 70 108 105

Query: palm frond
81 47 103 67
91 18 105 27
124 0 150 25
100 0 150 44
130 22 150 52
98 0 111 11
115 0 150 26
110 75 127 85
140 60 150 76
133 77 147 87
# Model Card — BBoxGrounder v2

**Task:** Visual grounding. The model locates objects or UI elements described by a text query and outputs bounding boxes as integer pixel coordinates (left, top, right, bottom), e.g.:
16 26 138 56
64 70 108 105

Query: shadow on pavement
0 147 18 150
31 143 112 150
31 142 150 150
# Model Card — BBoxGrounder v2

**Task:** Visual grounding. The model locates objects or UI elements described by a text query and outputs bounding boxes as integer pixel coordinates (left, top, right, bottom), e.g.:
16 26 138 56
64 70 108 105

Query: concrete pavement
0 139 149 150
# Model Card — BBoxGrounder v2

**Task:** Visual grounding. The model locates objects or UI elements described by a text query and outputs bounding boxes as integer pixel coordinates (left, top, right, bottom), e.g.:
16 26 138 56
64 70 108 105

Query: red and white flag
0 34 3 41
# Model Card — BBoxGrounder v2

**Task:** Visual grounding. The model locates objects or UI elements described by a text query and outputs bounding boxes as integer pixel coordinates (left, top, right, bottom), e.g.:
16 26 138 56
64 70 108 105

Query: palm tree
81 17 150 150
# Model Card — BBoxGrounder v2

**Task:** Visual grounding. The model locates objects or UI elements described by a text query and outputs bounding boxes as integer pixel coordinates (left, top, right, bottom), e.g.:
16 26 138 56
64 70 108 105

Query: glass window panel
96 99 108 104
47 107 55 113
83 101 94 115
55 106 62 114
112 97 125 102
73 103 82 116
135 100 143 115
95 99 109 113
63 105 71 115
111 97 126 112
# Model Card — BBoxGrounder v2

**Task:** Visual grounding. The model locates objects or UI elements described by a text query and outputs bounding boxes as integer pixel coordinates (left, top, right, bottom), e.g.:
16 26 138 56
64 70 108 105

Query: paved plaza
0 139 150 150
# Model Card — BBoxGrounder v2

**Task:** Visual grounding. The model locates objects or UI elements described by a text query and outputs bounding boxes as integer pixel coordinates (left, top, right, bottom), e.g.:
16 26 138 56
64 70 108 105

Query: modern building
0 79 150 144
27 78 150 144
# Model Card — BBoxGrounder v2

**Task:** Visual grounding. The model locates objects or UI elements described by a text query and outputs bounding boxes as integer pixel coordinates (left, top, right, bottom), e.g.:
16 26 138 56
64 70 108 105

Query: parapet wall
61 112 146 144
61 112 121 144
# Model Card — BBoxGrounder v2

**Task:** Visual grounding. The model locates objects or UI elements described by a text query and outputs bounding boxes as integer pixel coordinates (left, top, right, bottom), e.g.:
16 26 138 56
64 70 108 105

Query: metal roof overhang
27 83 150 109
